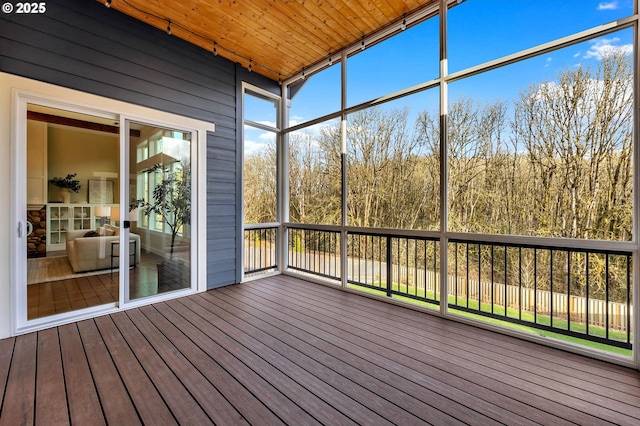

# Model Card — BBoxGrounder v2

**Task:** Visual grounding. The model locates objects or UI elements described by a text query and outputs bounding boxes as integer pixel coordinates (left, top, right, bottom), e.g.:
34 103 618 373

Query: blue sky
245 0 635 156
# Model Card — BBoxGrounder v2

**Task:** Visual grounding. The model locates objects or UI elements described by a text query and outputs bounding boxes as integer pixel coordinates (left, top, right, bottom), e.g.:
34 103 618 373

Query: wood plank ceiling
99 0 441 82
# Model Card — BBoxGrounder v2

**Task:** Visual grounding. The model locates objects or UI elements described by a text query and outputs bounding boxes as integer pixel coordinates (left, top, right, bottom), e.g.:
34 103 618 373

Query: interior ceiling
100 0 442 82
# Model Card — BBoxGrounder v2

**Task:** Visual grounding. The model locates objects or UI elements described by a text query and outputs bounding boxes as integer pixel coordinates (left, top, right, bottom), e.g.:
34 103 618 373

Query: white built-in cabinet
46 203 116 251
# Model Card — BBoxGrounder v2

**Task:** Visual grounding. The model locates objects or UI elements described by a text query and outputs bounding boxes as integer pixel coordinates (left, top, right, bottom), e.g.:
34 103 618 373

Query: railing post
278 224 287 274
386 235 392 297
341 230 348 288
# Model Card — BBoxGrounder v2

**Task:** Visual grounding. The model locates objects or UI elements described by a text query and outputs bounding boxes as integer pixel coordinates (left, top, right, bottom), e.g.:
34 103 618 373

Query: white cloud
291 122 325 137
258 131 276 141
597 1 618 10
573 51 581 58
256 120 277 128
584 37 632 60
244 139 267 157
288 115 306 127
533 78 632 118
244 127 275 157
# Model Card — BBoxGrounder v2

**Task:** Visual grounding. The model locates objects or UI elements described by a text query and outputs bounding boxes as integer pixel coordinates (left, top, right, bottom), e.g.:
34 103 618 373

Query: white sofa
66 224 141 273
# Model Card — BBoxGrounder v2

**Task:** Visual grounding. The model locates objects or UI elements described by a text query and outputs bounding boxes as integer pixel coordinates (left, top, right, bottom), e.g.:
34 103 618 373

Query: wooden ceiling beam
27 111 140 137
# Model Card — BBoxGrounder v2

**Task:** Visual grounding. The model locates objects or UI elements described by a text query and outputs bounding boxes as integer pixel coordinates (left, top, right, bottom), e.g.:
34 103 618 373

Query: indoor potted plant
49 173 81 203
134 162 190 286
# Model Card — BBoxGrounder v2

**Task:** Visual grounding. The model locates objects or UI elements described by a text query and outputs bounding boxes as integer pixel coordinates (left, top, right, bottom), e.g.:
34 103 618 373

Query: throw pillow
83 231 99 237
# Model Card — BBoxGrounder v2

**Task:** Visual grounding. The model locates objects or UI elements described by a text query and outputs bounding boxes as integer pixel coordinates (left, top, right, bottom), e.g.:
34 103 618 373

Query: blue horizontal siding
1 0 279 290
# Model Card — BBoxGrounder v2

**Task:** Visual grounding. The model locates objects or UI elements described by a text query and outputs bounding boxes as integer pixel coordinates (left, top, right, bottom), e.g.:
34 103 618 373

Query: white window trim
241 83 283 281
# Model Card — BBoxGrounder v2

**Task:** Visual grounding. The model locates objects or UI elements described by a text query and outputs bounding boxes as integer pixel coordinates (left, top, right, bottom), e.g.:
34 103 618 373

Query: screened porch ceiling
99 0 458 82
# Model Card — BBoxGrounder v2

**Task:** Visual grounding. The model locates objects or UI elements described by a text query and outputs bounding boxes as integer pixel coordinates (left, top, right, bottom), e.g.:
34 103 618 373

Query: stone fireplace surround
27 205 46 258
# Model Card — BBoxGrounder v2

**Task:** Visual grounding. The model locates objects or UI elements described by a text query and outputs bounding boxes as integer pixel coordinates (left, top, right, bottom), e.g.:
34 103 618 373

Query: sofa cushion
95 226 116 236
66 231 141 273
104 224 120 236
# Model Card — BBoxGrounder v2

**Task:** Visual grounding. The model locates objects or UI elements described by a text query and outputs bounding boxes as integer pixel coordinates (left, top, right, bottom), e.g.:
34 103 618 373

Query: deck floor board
2 275 640 425
132 305 251 425
76 318 141 425
240 279 601 423
34 328 69 426
173 296 407 425
0 337 14 420
209 283 568 425
0 334 36 426
91 314 174 425
154 300 353 425
108 311 213 425
185 294 436 425
57 323 105 425
252 276 640 424
152 302 317 425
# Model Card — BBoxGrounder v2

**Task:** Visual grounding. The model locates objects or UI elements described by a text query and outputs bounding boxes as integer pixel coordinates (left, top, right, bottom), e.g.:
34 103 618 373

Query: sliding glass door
21 105 195 323
125 121 193 302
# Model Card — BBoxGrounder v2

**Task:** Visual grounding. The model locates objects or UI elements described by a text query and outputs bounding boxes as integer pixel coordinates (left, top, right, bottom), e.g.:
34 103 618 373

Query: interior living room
26 104 191 319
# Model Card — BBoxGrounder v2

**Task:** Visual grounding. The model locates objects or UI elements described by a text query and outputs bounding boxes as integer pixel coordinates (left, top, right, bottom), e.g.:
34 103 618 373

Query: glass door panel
127 121 192 301
25 103 120 320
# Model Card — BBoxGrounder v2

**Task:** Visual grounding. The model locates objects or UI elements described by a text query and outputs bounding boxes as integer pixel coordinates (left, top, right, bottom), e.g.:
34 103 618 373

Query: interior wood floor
27 252 187 320
3 275 640 425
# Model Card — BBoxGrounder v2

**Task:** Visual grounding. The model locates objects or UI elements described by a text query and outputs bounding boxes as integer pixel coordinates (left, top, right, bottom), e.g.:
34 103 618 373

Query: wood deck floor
1 275 640 425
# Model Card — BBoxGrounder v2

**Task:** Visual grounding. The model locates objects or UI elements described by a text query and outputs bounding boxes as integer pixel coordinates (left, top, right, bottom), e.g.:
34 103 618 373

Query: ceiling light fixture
166 19 172 35
301 68 306 80
328 55 333 66
105 0 111 8
401 15 407 31
248 59 253 72
361 38 365 51
213 42 218 56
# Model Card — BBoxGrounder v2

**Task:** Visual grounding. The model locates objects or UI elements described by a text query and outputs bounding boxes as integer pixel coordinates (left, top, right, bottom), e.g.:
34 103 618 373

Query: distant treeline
245 51 633 243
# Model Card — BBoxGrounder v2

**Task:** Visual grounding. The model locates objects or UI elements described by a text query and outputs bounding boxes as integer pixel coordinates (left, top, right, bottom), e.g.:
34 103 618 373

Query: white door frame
11 83 211 336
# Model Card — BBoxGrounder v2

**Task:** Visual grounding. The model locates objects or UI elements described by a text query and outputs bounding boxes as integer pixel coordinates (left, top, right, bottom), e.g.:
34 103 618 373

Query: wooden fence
386 265 631 332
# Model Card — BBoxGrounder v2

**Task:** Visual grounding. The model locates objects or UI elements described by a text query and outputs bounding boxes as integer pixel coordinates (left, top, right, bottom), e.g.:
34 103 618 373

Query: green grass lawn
347 282 632 357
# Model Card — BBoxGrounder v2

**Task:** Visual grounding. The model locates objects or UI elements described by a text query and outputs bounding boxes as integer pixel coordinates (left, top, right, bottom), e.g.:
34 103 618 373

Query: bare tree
289 129 342 224
243 144 276 224
512 51 633 241
345 107 438 229
415 98 510 233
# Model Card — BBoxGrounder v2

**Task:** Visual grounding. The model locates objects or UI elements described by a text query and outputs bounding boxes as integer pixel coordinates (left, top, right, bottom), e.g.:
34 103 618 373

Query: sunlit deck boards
1 275 640 425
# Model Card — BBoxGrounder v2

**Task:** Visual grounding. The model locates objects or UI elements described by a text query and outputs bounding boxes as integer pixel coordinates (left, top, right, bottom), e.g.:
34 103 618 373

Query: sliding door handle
18 221 34 238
